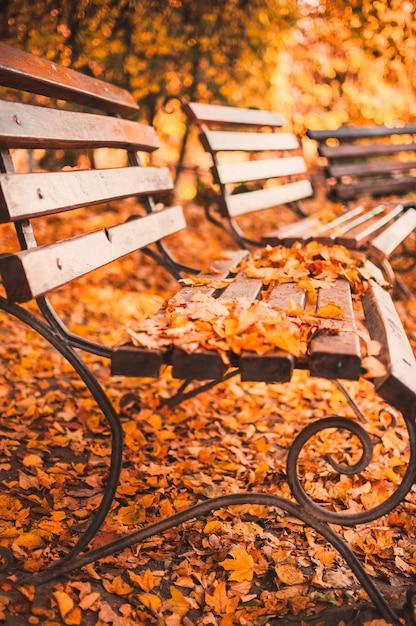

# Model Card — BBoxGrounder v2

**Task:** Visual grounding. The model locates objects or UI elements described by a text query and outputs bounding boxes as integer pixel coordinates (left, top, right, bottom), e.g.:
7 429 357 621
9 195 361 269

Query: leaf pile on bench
125 241 386 378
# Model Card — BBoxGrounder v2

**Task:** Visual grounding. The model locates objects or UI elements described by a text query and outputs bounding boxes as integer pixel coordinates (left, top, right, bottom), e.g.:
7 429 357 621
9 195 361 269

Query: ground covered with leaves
0 199 415 626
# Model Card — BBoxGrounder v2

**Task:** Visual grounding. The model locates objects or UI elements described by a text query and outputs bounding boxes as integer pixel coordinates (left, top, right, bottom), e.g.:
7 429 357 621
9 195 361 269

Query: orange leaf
205 581 240 614
316 302 345 319
219 546 254 582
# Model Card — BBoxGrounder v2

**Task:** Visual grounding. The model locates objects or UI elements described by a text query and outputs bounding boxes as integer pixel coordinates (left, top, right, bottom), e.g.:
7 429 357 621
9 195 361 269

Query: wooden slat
309 280 361 380
336 204 404 248
0 100 159 151
226 179 313 218
215 156 307 185
0 167 173 221
320 142 416 159
184 102 286 127
240 282 306 382
0 43 139 116
363 281 416 417
201 130 299 153
263 216 319 246
329 159 416 179
368 208 416 261
334 177 416 201
307 125 416 141
0 205 186 302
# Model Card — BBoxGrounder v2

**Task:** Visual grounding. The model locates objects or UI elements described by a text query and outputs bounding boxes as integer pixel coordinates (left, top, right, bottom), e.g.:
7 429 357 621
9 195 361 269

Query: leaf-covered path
0 200 415 625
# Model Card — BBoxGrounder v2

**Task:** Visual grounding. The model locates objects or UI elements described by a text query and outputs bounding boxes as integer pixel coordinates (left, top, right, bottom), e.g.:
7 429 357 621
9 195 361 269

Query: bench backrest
306 125 416 203
0 44 186 310
175 99 313 245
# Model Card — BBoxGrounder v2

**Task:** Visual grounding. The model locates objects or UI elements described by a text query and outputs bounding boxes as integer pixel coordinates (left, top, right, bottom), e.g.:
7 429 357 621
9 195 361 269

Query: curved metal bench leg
0 296 123 572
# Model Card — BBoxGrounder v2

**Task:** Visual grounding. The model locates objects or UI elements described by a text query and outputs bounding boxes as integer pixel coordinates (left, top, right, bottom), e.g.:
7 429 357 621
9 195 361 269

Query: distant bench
0 44 415 624
306 124 416 203
171 99 416 291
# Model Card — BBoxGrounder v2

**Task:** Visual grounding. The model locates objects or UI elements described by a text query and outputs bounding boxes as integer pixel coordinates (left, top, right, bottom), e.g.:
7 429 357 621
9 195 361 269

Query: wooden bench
306 124 416 203
0 45 415 624
171 99 416 291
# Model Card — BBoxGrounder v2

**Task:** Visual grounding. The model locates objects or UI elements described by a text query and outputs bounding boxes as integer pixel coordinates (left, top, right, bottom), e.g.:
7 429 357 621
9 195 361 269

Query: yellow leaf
205 581 240 614
265 329 300 357
138 592 162 613
22 453 43 468
14 530 45 549
275 563 306 585
102 575 133 596
53 591 81 625
117 503 146 525
162 586 197 617
316 302 345 319
219 546 254 582
0 495 22 521
203 520 223 534
129 568 156 592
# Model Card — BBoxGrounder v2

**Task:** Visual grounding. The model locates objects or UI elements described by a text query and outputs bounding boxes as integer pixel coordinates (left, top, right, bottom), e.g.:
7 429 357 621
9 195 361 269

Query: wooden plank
337 204 404 248
226 179 313 218
201 130 299 153
307 125 416 141
263 216 319 246
111 345 167 378
0 100 159 151
309 280 361 380
0 167 174 221
0 42 138 116
334 177 416 201
215 156 307 185
240 282 305 382
329 159 416 179
184 102 286 127
320 142 416 159
362 281 416 417
0 205 186 301
368 208 416 261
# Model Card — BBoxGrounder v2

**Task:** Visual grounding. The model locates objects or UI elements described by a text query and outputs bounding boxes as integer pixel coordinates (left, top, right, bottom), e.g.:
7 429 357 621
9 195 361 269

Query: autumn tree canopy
1 0 415 129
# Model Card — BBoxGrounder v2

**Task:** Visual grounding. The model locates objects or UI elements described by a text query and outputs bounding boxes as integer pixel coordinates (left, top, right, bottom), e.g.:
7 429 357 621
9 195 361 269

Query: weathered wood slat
263 216 319 246
0 100 159 151
337 204 404 248
363 281 416 417
0 205 186 301
201 130 300 153
0 167 173 221
309 280 361 379
369 208 416 261
0 42 138 116
307 125 416 141
226 179 313 218
320 142 416 160
184 102 286 127
334 178 416 201
329 159 416 179
215 156 307 185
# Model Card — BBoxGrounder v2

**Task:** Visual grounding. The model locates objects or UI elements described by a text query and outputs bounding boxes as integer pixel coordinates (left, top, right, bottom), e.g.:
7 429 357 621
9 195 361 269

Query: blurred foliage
1 0 415 177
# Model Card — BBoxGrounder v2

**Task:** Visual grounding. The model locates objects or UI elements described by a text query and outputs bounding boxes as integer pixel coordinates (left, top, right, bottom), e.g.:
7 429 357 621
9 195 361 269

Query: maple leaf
162 586 198 617
205 580 240 614
219 546 255 582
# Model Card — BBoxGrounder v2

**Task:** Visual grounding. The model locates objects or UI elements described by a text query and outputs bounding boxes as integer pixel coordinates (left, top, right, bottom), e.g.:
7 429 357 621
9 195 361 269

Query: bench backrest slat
226 179 313 217
183 101 286 127
0 167 174 221
0 43 139 116
201 130 300 152
215 156 307 185
1 206 186 302
0 101 159 151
